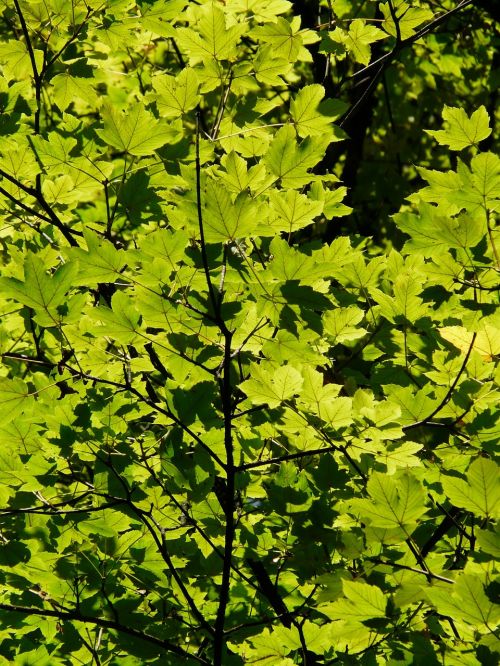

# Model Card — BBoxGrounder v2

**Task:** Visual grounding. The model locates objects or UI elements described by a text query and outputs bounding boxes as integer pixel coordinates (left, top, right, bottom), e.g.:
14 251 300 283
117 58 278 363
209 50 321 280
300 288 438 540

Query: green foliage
0 1 498 665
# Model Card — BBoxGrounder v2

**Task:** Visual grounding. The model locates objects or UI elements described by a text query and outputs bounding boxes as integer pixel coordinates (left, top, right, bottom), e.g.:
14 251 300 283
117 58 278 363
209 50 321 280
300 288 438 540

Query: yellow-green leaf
97 103 181 156
441 458 500 519
426 106 491 151
350 470 427 529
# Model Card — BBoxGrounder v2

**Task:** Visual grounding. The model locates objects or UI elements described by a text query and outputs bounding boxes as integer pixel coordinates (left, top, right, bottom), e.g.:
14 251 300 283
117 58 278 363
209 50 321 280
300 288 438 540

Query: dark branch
0 601 209 664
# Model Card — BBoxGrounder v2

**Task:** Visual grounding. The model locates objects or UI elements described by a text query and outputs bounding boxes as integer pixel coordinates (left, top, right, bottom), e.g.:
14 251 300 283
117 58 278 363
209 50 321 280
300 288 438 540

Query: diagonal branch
404 332 477 430
0 602 209 664
349 0 474 84
0 166 81 246
96 454 215 637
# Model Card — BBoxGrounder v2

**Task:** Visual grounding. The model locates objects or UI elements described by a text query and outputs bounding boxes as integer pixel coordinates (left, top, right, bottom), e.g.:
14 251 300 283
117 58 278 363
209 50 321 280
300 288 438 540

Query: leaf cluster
0 1 498 665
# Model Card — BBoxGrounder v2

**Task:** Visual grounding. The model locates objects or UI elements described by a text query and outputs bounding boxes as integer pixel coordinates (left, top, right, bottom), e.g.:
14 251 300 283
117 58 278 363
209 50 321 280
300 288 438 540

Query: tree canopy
0 1 498 664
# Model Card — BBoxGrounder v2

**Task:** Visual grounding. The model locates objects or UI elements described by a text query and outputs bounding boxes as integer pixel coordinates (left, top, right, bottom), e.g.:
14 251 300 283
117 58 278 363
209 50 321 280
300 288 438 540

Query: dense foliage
0 1 498 664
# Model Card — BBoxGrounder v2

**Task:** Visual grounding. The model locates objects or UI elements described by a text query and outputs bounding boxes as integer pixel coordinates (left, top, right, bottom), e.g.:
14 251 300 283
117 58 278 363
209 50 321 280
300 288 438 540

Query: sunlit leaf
290 84 346 138
441 458 500 519
350 470 428 529
0 378 31 426
426 574 500 632
240 364 303 408
426 105 491 151
96 102 181 156
320 580 387 621
152 67 200 118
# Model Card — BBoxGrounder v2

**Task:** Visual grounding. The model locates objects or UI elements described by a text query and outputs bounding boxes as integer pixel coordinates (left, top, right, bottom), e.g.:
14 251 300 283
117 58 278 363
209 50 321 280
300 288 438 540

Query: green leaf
328 620 380 655
309 181 352 218
0 378 31 427
87 291 143 344
96 102 180 156
0 253 78 326
298 367 352 427
267 621 332 656
440 323 500 362
379 441 423 474
323 305 366 344
328 19 386 66
394 205 486 254
67 230 126 285
426 106 491 151
426 574 500 632
0 136 40 183
230 627 295 664
454 151 500 214
218 151 268 194
269 189 323 233
252 17 304 61
50 73 98 111
253 45 292 86
176 4 244 61
262 329 327 365
266 237 315 281
380 1 433 39
350 470 427 529
78 518 118 538
476 529 500 558
203 180 257 242
412 167 462 212
372 274 428 323
414 154 499 217
441 458 500 519
264 125 331 188
290 84 346 138
240 364 303 408
0 1 498 662
333 254 386 290
140 0 186 36
320 580 387 621
0 40 44 81
383 385 436 424
41 174 78 206
139 228 189 268
152 67 200 118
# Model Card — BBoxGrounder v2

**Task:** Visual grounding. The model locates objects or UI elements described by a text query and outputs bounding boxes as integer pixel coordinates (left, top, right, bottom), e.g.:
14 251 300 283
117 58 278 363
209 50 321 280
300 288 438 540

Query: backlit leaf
328 19 386 65
203 180 257 241
350 470 427 529
320 580 387 621
240 364 303 408
441 458 500 519
68 229 127 285
264 125 332 188
0 378 30 426
426 574 500 631
290 84 346 138
426 105 491 151
176 4 243 61
87 291 143 344
0 253 78 325
440 324 500 361
252 17 304 61
96 103 180 156
152 67 200 118
253 45 291 86
0 40 43 80
381 1 433 39
269 189 323 233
